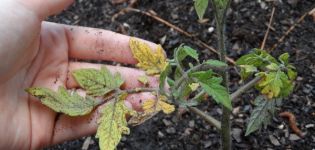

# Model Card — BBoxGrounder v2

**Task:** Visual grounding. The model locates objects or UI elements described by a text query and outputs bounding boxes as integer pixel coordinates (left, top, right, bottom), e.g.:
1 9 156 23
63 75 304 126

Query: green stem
211 0 232 150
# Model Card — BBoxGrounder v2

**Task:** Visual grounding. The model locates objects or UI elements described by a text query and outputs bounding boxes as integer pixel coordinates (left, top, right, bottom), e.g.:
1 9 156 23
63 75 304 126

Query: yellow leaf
189 83 200 91
142 96 175 115
137 75 149 85
159 100 175 114
129 37 168 75
96 96 135 150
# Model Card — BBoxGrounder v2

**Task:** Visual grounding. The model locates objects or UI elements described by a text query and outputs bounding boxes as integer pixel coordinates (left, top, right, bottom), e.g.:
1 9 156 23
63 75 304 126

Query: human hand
0 0 159 149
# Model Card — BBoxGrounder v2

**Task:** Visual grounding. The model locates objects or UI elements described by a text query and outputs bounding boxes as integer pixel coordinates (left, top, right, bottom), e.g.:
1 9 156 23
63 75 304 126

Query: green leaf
189 70 214 81
194 0 209 20
214 0 229 9
245 96 278 136
200 78 232 110
72 66 124 97
175 45 199 62
236 49 278 68
159 64 171 92
26 86 97 116
287 68 297 80
204 59 228 67
257 70 293 99
239 65 257 80
278 53 289 65
174 67 182 81
266 63 279 71
191 71 231 110
279 79 294 97
96 98 135 150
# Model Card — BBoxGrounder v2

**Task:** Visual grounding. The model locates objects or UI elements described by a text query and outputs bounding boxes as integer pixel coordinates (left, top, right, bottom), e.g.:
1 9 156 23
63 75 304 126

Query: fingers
19 0 74 18
62 24 158 64
51 90 156 145
67 62 159 89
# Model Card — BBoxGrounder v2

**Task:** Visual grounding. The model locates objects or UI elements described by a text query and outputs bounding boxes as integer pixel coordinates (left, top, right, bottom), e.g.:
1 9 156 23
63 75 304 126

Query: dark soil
47 0 315 149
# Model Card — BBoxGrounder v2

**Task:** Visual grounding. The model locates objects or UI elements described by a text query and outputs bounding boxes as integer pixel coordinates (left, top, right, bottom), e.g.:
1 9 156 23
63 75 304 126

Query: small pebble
278 124 285 130
208 27 215 33
189 120 195 128
269 135 281 146
163 119 172 126
289 134 301 141
158 131 165 138
305 124 315 128
166 127 176 134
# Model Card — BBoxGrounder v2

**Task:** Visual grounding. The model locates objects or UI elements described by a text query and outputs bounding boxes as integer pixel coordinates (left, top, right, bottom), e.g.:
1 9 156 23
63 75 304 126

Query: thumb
21 0 74 18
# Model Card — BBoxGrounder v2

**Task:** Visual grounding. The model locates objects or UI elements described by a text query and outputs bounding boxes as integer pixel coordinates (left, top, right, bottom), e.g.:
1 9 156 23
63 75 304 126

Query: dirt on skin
47 0 315 149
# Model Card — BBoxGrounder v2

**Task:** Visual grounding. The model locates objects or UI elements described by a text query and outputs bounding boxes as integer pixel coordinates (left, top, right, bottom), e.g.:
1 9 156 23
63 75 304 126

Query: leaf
26 86 97 116
175 45 199 62
128 111 158 126
189 83 200 91
287 68 297 80
199 78 232 110
245 96 278 136
73 66 124 97
138 75 149 85
239 65 257 81
142 96 175 114
159 64 171 92
257 71 289 99
278 53 289 65
204 59 228 67
96 97 135 150
266 63 279 71
236 49 278 68
189 70 214 81
194 0 209 20
191 71 232 110
129 37 168 75
214 0 229 9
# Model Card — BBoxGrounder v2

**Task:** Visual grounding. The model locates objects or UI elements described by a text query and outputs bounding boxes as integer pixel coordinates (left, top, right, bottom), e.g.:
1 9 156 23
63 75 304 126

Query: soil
46 0 315 149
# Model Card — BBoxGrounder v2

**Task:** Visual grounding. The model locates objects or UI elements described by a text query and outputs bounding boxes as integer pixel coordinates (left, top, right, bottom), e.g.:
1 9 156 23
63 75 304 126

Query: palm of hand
0 1 158 149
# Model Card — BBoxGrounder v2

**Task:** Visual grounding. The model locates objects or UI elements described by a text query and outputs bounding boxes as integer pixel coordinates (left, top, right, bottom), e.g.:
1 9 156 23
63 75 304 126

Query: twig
261 7 276 50
279 111 304 138
269 9 311 51
231 76 262 101
188 107 221 130
115 8 236 65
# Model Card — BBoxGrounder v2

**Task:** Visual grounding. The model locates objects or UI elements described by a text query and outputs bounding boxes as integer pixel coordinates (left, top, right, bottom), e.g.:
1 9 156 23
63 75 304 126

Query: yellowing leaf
142 96 175 115
26 86 97 116
137 75 149 85
128 112 158 126
129 37 168 75
96 98 135 150
257 71 289 99
73 66 124 97
189 83 200 91
159 100 176 114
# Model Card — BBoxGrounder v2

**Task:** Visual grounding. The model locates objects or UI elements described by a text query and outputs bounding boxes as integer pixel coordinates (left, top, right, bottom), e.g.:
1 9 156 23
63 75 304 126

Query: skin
0 0 160 149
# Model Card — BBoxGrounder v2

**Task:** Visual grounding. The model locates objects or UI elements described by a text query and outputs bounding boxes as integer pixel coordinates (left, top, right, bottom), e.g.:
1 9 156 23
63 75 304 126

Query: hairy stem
231 76 262 101
211 0 232 149
189 107 222 130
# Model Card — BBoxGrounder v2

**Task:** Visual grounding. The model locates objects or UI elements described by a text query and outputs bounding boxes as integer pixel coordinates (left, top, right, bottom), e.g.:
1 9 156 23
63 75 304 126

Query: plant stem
95 88 158 106
188 107 221 130
211 0 232 149
231 76 262 101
